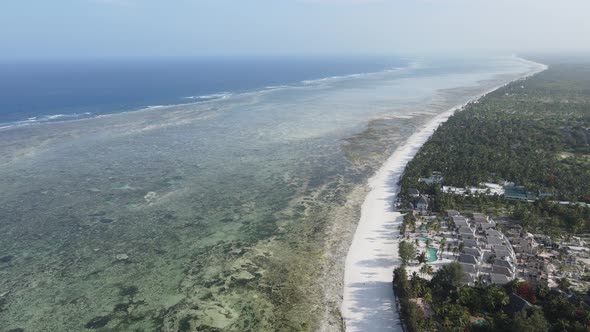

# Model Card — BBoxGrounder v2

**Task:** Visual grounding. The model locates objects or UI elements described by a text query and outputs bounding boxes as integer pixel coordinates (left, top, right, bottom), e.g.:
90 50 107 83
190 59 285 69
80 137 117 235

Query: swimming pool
428 248 438 262
473 319 487 326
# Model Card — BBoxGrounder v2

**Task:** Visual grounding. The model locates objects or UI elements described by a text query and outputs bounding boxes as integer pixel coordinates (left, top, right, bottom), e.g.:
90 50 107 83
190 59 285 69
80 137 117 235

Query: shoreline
0 56 547 331
339 58 548 331
0 64 412 131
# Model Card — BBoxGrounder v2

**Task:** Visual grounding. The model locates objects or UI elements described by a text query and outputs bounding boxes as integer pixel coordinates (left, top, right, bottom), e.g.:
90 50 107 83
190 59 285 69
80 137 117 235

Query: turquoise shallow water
0 56 536 331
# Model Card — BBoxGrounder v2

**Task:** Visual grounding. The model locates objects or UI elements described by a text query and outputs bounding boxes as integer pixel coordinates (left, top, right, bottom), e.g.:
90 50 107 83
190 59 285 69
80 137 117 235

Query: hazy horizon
2 0 590 60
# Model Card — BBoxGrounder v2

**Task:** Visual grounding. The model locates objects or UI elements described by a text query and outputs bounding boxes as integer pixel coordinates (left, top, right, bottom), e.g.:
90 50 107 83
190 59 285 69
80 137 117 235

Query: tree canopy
399 241 416 265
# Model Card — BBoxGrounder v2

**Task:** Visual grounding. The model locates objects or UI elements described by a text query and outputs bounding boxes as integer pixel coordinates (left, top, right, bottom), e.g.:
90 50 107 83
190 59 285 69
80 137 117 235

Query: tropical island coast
341 58 547 331
388 58 590 331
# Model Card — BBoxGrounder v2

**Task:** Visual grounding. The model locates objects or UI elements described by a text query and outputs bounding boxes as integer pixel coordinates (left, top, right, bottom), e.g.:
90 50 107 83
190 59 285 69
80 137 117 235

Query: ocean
0 56 537 331
0 56 407 126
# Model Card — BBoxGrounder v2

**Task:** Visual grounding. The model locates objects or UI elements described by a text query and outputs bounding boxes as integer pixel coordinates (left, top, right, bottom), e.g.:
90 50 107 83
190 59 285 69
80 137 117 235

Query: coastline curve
340 58 547 332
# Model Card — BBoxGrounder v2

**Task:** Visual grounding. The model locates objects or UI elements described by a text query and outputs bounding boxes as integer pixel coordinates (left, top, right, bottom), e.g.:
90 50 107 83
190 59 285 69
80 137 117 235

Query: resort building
415 196 429 215
412 209 590 291
511 235 538 255
490 273 511 285
453 216 469 229
463 247 483 261
460 225 476 240
473 213 497 230
505 293 534 314
459 253 479 265
408 188 420 198
445 211 518 285
409 208 588 289
492 258 517 279
419 171 443 185
447 210 460 218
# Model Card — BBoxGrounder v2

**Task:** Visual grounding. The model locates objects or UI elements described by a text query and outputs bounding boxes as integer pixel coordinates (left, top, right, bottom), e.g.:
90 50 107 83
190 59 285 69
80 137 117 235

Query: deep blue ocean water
0 56 408 125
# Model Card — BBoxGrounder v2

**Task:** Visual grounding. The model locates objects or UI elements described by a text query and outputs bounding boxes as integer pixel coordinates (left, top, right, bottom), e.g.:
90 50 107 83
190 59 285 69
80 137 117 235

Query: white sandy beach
340 59 547 332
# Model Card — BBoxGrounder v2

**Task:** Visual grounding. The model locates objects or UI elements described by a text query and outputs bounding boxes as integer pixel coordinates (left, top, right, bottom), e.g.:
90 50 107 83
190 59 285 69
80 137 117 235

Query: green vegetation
402 63 590 200
393 266 589 332
512 308 550 332
395 60 590 331
399 241 417 265
400 61 590 234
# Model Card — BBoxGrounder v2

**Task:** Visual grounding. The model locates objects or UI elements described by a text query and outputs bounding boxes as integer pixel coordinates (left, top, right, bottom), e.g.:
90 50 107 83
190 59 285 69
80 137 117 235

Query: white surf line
340 59 547 332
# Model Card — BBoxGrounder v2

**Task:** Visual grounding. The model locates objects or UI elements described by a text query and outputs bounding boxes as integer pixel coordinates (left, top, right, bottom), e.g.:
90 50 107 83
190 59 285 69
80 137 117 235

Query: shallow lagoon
0 57 536 331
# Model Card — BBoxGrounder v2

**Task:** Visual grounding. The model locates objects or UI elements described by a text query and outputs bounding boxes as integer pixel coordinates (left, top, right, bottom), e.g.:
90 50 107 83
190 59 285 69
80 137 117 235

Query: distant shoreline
0 58 409 130
339 58 547 331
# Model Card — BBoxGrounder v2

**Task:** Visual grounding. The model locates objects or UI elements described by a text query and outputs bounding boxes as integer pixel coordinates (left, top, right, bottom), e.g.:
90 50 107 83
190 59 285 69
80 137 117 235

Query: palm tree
420 264 428 278
419 264 434 278
475 275 485 288
500 295 509 307
416 252 428 265
558 319 569 332
439 238 447 259
424 289 432 305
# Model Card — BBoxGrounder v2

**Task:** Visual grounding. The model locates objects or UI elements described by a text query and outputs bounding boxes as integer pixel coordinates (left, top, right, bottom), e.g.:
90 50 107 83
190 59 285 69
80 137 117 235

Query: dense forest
399 61 590 233
401 62 590 200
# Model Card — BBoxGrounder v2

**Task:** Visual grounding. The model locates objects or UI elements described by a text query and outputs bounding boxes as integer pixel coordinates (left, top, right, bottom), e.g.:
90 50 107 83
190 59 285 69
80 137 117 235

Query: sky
1 0 589 59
